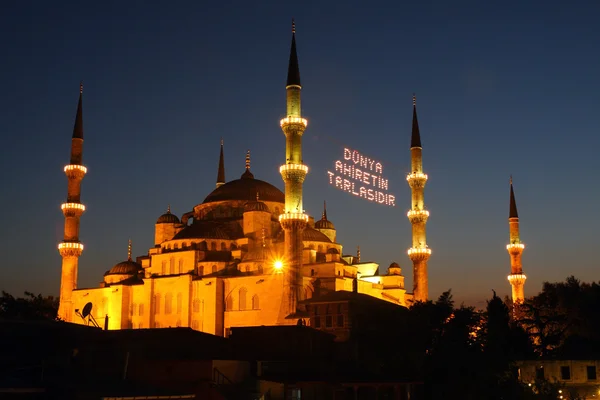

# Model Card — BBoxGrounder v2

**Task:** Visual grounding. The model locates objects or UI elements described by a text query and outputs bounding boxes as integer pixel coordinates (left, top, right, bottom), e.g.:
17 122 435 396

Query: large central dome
203 176 284 204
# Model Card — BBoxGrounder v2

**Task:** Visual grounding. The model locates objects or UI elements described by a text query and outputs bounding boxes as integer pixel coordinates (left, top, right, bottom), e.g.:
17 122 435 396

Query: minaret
216 139 225 188
58 83 87 321
406 94 431 302
507 177 526 304
279 19 309 318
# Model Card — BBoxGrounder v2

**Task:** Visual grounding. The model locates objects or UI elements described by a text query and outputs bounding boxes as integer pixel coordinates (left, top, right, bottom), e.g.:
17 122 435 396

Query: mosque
56 22 526 334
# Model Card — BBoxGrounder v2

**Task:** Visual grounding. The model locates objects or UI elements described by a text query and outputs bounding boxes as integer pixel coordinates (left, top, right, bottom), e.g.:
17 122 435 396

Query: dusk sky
2 0 599 308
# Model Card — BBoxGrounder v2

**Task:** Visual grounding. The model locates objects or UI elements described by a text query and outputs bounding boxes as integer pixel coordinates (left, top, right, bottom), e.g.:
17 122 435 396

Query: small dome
244 200 270 213
389 262 400 269
105 260 142 276
303 227 333 243
315 218 335 230
157 208 180 224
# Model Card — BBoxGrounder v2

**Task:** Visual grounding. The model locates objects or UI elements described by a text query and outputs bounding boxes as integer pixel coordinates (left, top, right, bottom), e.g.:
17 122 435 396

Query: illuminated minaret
507 177 526 304
216 139 225 188
406 95 431 302
58 83 87 321
278 19 309 317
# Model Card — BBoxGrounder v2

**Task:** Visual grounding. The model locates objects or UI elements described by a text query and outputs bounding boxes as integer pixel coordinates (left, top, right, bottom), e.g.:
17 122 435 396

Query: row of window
162 241 236 252
535 365 597 381
151 293 183 315
313 314 345 329
225 288 259 311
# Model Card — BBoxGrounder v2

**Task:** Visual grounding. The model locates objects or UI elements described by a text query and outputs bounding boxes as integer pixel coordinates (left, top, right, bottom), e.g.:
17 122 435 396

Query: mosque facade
57 23 441 334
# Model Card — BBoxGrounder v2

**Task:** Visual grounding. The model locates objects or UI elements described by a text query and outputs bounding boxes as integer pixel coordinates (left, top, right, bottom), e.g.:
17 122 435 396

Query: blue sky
2 0 599 307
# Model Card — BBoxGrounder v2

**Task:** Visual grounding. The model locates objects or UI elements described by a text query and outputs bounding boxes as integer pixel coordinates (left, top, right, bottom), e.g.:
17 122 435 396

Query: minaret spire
279 20 309 321
287 19 301 87
58 84 88 321
127 239 132 261
216 139 225 188
507 177 526 304
411 94 422 148
407 94 431 302
322 200 328 220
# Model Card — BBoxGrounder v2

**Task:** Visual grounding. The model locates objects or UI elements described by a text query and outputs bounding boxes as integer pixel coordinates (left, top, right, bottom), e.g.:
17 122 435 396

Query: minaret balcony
506 243 525 255
280 163 308 181
279 212 309 230
508 273 527 284
406 172 428 188
407 209 429 223
58 241 84 257
408 247 431 261
280 116 308 128
64 164 87 179
61 202 86 216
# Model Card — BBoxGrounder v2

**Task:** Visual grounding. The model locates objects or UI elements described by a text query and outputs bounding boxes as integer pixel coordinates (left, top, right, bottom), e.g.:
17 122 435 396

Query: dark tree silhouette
0 291 59 320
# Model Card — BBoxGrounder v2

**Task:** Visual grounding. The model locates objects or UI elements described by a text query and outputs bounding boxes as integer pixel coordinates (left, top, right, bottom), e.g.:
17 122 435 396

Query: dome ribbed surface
303 227 332 243
244 201 270 213
203 178 284 204
156 212 180 224
106 260 142 276
315 219 335 230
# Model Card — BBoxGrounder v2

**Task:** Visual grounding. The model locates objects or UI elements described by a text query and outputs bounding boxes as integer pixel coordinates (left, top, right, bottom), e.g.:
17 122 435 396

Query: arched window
257 264 263 274
220 242 226 251
169 257 175 274
131 303 137 316
197 265 204 276
252 295 259 310
154 294 161 315
212 265 217 274
311 269 315 276
139 304 144 316
193 299 200 313
161 261 166 275
225 295 233 311
239 288 247 310
178 259 183 274
211 242 217 251
177 293 182 314
165 293 173 314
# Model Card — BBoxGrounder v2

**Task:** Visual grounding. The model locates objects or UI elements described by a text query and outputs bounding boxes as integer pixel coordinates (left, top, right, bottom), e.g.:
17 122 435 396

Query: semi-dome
105 260 142 276
203 178 284 204
156 206 180 224
244 200 270 213
303 227 332 243
315 218 335 230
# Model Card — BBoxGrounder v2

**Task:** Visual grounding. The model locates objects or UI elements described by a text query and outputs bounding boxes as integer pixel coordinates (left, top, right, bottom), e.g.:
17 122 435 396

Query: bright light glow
280 116 308 127
508 274 527 282
407 210 429 218
58 242 84 251
506 243 525 250
407 247 432 256
406 172 428 181
279 163 309 174
61 203 86 212
64 164 87 174
279 213 309 223
326 147 396 207
274 260 283 271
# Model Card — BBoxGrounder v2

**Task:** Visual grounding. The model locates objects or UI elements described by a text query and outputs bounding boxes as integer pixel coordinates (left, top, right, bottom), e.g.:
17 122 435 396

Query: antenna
75 302 100 328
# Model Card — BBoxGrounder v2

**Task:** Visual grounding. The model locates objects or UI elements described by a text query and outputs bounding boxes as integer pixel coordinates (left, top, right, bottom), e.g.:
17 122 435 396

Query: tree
0 291 59 320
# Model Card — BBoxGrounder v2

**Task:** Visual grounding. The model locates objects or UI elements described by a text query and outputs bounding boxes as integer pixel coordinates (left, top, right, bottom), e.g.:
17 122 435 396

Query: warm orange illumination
406 172 428 181
280 116 308 127
407 247 431 256
508 273 527 282
58 242 84 251
506 243 525 250
279 213 309 223
61 202 86 212
64 164 88 174
279 163 309 174
407 210 429 218
274 260 283 271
